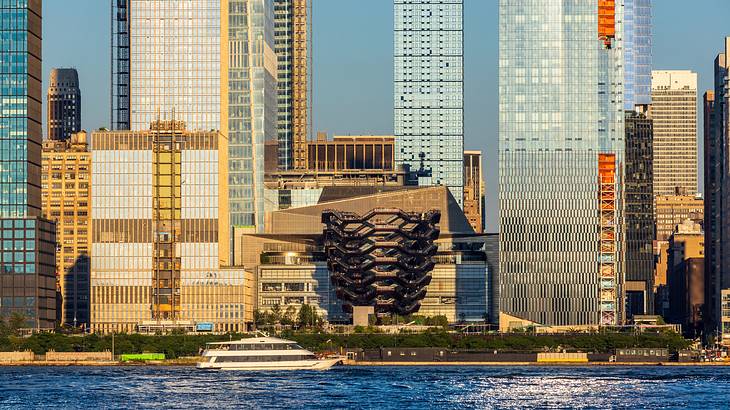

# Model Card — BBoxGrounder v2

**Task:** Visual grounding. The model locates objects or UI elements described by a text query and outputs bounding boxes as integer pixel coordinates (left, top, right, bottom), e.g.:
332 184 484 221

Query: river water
0 365 728 409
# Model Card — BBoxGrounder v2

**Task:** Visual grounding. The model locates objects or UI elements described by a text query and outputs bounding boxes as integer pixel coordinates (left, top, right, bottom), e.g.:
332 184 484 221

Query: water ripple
0 366 729 409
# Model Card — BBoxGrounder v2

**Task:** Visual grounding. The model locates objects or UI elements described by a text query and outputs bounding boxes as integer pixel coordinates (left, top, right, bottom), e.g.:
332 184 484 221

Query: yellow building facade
41 132 91 327
89 122 253 333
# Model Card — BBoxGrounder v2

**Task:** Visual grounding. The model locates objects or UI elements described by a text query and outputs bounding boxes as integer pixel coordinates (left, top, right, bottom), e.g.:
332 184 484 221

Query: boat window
215 354 317 363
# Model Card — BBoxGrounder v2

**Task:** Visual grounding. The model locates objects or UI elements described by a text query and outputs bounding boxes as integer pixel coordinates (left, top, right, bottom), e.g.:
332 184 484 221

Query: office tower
112 0 223 132
42 132 91 328
499 0 625 328
0 0 57 329
706 38 730 336
394 0 464 205
228 0 277 229
112 0 277 231
655 194 703 242
623 0 651 110
624 111 654 317
47 68 81 141
90 121 253 333
463 151 484 233
274 0 309 170
665 219 704 338
650 70 698 196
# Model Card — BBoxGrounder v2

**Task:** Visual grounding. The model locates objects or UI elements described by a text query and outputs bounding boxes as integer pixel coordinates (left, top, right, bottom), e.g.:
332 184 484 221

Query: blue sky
43 0 730 231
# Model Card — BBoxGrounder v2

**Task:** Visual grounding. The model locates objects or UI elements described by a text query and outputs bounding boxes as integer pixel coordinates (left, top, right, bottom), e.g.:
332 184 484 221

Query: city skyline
43 0 730 231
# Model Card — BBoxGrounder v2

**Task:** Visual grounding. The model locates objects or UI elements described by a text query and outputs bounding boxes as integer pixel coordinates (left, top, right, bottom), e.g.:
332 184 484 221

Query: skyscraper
112 0 276 231
47 68 81 141
499 0 625 328
705 38 730 336
228 0 277 229
650 70 698 196
42 132 91 328
0 0 57 329
394 0 464 205
624 110 654 317
623 0 651 110
274 0 309 170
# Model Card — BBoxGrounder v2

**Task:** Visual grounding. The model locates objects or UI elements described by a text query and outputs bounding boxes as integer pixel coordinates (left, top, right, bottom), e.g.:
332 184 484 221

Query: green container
120 353 166 362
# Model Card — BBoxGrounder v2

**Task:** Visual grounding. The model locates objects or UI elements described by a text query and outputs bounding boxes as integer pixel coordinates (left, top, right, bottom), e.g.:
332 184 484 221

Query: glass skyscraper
499 1 625 327
394 0 464 205
124 0 222 132
1 0 57 329
112 0 276 231
228 0 277 229
1 0 41 218
623 0 651 110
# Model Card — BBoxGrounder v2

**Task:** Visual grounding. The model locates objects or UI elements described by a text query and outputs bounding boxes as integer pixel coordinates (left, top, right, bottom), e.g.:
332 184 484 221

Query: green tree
281 306 297 326
270 304 282 324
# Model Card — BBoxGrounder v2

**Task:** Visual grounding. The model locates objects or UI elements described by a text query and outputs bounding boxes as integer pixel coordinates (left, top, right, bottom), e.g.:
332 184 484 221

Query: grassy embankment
0 330 691 359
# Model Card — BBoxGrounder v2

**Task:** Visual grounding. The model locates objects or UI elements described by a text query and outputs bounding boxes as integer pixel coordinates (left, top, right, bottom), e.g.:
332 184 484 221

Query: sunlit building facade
228 0 277 229
499 0 625 328
650 70 698 196
463 151 484 233
42 132 91 328
274 0 309 170
90 122 253 333
112 0 275 232
0 0 57 330
394 0 464 205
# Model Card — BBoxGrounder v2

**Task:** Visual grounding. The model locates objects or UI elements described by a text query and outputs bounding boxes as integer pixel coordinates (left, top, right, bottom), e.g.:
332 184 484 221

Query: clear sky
43 0 730 232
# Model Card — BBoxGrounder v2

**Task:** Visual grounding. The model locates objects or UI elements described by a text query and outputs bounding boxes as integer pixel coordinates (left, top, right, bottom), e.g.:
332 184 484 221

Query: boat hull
196 358 341 371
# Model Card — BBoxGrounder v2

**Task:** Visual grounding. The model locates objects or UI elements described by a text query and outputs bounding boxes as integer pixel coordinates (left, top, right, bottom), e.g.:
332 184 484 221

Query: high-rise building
0 0 57 330
655 194 704 242
463 151 484 233
47 68 81 141
706 37 730 336
228 0 277 230
112 0 277 231
89 121 253 333
274 0 309 170
499 0 625 328
394 0 464 205
623 0 651 110
624 111 654 317
650 70 698 196
41 132 91 328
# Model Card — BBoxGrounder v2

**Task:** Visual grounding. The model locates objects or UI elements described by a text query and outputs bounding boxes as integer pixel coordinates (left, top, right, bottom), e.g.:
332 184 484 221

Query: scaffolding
599 153 618 326
598 0 616 49
151 120 184 321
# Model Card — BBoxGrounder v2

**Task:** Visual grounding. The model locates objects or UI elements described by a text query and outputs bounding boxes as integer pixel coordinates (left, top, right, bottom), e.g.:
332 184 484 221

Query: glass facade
228 0 277 230
499 1 624 327
90 127 251 333
624 111 654 316
0 0 41 219
394 0 464 205
623 0 651 110
127 0 222 131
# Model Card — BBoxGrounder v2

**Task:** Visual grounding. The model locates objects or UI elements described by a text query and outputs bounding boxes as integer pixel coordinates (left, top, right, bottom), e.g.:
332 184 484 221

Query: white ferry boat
196 336 342 371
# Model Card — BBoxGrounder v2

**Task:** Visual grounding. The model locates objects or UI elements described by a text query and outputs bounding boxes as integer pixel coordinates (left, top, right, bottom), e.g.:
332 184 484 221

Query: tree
8 312 28 335
270 304 282 324
282 306 297 326
297 304 321 328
